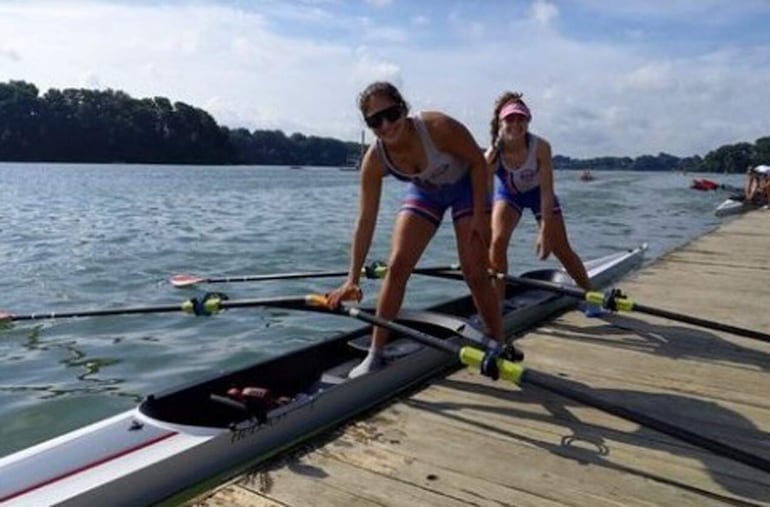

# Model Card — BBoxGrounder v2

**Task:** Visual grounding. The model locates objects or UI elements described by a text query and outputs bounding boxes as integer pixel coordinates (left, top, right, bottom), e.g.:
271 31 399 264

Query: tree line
0 80 767 171
0 80 358 166
553 136 770 173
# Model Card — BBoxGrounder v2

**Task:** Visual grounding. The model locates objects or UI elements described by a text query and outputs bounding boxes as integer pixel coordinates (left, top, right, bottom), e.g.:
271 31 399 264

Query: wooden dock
186 211 770 506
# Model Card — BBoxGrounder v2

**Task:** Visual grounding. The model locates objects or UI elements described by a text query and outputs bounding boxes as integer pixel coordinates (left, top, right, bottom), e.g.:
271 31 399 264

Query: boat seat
320 372 346 385
320 359 361 384
310 359 362 389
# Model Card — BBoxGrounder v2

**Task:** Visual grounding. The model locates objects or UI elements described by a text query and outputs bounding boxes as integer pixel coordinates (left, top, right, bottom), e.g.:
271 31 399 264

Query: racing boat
0 245 645 506
714 194 765 217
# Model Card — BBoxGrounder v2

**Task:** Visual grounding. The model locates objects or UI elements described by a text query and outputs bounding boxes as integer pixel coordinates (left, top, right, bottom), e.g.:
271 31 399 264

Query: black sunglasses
364 104 403 129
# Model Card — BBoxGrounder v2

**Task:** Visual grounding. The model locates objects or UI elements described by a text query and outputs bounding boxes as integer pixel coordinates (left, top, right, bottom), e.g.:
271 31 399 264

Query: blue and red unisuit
376 114 489 226
494 133 561 219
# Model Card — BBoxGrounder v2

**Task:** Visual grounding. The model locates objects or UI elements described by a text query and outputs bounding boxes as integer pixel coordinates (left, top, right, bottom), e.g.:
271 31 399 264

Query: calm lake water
0 163 744 456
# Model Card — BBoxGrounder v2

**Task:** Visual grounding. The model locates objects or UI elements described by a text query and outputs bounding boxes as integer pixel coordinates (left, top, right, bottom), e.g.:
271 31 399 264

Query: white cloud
353 52 402 84
619 63 676 93
0 45 20 61
79 71 102 90
0 1 768 158
530 0 559 26
362 26 409 43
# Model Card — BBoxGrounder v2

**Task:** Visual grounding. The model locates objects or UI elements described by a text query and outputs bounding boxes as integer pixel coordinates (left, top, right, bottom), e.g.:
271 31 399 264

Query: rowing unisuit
376 113 469 189
375 113 480 225
496 132 542 194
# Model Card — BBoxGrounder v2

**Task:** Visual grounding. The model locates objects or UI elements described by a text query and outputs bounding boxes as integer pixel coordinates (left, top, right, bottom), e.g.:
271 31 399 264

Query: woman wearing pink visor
485 92 590 300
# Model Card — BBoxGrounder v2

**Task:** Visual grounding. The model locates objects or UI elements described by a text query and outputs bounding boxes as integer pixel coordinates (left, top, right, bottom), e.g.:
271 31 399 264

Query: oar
496 273 770 344
5 289 768 473
169 261 460 288
0 294 321 323
319 303 770 474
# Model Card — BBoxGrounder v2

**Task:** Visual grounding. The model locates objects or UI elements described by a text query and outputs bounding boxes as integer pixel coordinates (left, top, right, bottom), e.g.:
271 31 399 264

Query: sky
1 0 769 159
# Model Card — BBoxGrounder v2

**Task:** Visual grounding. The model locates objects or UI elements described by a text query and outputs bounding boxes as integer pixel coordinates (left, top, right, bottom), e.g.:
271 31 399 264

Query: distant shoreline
0 80 767 173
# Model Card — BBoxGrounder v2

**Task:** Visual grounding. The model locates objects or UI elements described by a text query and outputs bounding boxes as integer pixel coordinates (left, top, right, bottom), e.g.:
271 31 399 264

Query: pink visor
499 101 531 120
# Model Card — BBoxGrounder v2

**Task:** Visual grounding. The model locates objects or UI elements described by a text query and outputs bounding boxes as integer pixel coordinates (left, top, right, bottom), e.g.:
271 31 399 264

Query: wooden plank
188 484 283 506
195 439 564 507
523 319 770 410
404 374 769 499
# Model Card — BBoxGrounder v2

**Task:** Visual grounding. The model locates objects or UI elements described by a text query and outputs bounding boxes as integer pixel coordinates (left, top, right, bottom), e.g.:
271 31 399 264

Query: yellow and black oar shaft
323 302 770 474
498 273 770 343
7 290 769 473
458 346 525 384
584 288 635 312
338 306 522 383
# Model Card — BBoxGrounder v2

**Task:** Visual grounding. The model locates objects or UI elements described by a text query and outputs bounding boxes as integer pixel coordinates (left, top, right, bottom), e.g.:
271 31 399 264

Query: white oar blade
170 274 205 288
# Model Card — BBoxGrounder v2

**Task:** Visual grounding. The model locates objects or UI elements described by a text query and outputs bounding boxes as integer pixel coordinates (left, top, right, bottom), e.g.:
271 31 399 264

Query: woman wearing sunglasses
486 92 590 300
326 81 517 378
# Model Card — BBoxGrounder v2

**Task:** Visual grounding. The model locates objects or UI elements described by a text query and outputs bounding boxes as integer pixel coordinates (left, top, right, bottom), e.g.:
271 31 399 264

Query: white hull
0 246 645 506
715 197 751 217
